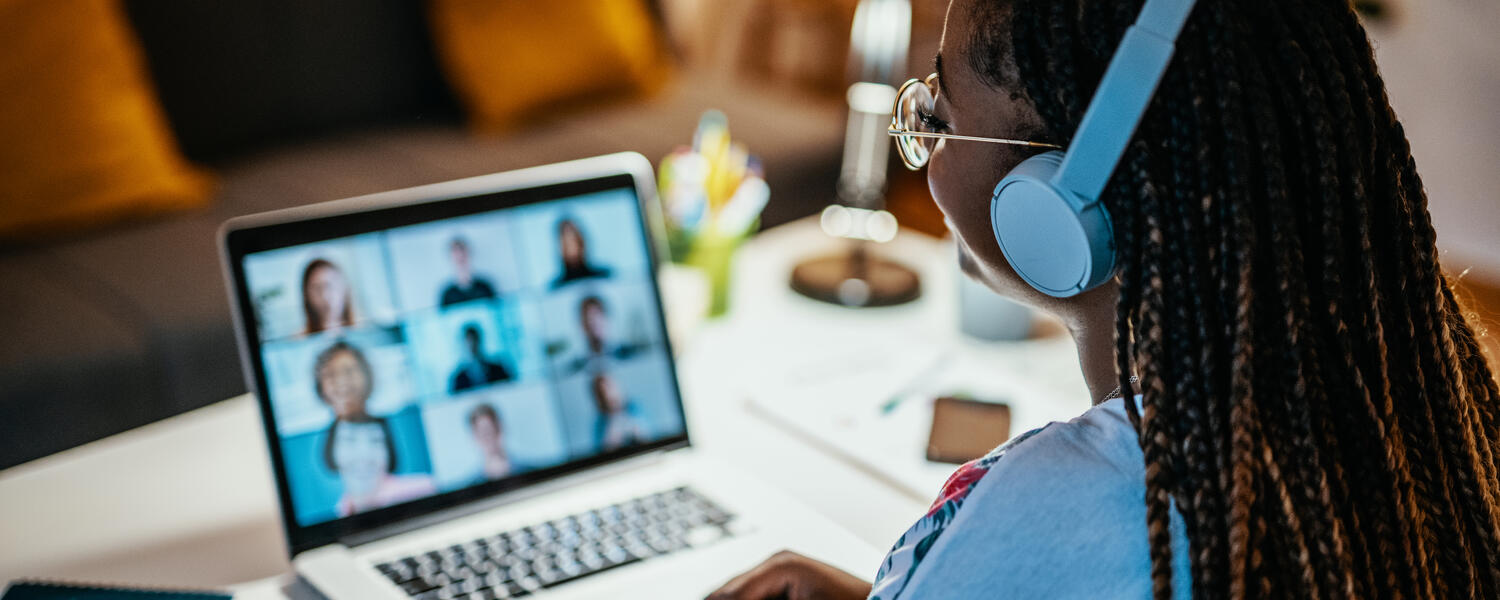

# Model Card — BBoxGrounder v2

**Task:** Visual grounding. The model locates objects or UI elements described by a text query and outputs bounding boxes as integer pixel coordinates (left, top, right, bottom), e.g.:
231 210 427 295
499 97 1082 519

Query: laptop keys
376 487 735 598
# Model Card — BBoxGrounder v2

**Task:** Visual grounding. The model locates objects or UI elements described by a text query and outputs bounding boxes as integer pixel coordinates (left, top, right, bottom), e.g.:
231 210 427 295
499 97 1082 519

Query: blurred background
0 0 1496 471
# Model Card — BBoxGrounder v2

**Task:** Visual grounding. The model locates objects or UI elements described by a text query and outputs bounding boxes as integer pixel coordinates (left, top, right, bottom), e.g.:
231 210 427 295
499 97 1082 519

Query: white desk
0 218 1084 595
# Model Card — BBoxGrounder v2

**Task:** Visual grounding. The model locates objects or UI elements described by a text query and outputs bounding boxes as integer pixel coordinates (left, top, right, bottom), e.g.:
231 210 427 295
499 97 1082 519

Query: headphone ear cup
990 151 1116 297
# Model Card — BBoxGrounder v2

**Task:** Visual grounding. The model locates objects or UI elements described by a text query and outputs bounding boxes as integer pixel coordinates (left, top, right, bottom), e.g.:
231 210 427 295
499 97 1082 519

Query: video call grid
241 190 685 526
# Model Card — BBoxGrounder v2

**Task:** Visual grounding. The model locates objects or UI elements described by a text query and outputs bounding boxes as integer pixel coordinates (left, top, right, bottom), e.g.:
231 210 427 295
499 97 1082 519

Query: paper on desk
746 336 1092 502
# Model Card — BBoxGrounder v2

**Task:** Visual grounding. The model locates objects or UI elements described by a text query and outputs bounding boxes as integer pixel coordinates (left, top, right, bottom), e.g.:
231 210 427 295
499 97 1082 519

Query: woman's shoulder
946 397 1151 535
882 397 1191 599
991 396 1147 483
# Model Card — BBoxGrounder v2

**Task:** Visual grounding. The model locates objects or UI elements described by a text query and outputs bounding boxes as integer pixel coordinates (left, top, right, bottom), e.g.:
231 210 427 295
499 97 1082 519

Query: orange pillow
429 0 673 133
0 0 212 241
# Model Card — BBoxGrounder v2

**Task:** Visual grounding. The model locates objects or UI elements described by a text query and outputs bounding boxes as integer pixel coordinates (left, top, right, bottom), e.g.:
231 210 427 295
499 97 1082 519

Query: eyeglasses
887 73 1061 170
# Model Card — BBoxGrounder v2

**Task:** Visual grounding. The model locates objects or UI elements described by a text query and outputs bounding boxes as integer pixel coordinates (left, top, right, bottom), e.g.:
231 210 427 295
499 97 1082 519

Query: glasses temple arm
887 129 1061 149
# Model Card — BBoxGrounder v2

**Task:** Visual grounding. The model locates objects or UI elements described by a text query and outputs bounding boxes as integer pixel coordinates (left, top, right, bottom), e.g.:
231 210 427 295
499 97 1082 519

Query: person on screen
314 341 373 420
580 295 613 357
322 414 437 517
450 323 514 393
564 295 644 373
301 258 356 334
439 237 498 308
550 218 610 288
468 404 512 481
591 373 645 452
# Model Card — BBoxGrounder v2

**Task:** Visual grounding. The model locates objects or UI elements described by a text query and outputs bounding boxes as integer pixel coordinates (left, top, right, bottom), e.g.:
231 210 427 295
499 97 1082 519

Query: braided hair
966 0 1500 597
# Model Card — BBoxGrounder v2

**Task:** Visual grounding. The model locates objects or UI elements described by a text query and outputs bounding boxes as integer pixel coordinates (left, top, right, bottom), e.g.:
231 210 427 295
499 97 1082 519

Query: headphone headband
1052 0 1198 201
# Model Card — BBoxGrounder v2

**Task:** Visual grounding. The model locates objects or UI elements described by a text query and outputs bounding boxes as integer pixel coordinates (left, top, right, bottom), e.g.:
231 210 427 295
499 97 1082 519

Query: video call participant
314 340 373 420
439 236 498 308
550 218 610 289
467 404 512 481
562 295 636 374
580 296 613 357
591 373 645 452
322 414 437 517
302 258 356 334
450 323 514 393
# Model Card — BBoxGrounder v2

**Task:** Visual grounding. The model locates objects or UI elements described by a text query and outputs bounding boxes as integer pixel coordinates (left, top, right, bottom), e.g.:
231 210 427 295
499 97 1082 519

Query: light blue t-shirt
869 396 1192 599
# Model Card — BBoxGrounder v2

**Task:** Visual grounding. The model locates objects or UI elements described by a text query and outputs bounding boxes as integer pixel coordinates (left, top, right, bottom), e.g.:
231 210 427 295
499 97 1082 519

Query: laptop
219 152 881 599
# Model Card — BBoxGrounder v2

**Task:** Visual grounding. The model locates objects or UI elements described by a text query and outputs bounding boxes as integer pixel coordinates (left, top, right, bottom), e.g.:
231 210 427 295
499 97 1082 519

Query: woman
468 404 513 481
551 218 610 288
591 373 645 452
302 258 356 334
712 0 1500 598
323 414 438 517
313 340 373 420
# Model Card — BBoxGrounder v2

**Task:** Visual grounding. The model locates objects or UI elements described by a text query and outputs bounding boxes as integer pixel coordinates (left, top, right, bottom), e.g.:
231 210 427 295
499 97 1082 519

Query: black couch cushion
122 0 459 161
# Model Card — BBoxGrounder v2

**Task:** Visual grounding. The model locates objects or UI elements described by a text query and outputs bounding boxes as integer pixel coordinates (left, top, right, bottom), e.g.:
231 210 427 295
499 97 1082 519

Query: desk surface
0 218 1083 593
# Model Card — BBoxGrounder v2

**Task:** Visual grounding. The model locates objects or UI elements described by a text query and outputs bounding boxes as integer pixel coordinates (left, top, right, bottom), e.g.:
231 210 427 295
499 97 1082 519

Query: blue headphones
990 0 1198 297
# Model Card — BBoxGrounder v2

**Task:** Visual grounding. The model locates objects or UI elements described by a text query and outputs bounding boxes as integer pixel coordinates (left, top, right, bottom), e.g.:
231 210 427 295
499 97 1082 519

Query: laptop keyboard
375 486 737 599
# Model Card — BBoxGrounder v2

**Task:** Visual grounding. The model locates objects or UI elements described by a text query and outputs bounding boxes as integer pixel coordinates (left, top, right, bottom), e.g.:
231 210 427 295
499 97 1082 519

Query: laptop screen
225 168 688 548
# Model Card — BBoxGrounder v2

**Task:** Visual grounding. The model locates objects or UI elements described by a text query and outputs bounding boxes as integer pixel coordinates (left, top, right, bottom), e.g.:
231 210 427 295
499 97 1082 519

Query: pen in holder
660 111 769 318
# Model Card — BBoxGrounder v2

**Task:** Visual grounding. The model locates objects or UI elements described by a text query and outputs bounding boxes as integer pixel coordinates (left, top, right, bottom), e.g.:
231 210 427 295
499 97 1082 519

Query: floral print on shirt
867 425 1051 600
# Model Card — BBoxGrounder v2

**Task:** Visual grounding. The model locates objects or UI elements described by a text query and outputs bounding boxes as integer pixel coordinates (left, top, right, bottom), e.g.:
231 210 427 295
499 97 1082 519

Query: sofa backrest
123 0 459 161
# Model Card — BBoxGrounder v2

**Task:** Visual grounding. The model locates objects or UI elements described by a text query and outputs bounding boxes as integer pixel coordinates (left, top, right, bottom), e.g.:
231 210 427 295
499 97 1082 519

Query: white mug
956 259 1034 341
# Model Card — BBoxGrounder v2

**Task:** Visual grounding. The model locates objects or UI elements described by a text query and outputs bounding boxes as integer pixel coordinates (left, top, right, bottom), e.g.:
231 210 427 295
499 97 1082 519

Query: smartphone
926 395 1012 464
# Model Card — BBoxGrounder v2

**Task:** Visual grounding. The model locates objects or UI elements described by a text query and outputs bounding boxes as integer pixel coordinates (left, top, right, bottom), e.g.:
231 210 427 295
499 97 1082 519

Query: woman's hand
706 550 871 600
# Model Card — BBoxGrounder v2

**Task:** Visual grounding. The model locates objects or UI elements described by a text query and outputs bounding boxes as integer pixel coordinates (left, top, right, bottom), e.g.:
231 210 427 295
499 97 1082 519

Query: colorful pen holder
668 222 754 318
659 111 769 318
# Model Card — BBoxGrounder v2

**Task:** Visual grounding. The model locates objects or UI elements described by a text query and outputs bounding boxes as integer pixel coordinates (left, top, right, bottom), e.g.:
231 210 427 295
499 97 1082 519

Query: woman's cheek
926 145 1045 303
927 147 994 257
925 142 964 224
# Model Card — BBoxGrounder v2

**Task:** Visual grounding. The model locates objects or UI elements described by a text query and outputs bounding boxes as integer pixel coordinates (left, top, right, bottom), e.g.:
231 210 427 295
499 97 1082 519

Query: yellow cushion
429 0 673 133
0 0 212 241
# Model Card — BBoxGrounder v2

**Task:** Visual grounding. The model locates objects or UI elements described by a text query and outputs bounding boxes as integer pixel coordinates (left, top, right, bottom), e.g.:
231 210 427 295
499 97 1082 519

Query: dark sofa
0 0 847 469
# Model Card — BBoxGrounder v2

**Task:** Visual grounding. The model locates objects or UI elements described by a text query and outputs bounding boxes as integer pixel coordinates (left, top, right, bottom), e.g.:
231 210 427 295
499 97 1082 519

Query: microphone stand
790 0 921 307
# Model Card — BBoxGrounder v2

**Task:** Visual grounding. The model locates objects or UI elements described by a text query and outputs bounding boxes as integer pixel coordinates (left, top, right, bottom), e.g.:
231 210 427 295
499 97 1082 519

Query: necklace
1101 375 1141 402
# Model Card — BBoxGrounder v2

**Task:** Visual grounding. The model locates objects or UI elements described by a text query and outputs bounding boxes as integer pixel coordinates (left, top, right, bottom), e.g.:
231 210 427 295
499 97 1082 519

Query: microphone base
789 244 921 308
